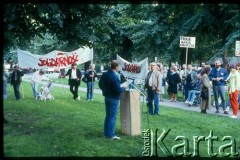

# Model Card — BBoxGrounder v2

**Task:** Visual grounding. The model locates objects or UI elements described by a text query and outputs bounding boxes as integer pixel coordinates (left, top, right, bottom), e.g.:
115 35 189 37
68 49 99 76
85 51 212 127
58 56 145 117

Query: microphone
118 71 127 83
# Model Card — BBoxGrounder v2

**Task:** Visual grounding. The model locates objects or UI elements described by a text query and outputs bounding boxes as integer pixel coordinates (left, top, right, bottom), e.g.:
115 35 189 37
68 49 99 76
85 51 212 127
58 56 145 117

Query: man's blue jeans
87 82 94 99
213 85 226 111
147 89 160 115
31 83 39 98
3 81 7 99
104 97 119 138
186 90 201 103
184 83 194 100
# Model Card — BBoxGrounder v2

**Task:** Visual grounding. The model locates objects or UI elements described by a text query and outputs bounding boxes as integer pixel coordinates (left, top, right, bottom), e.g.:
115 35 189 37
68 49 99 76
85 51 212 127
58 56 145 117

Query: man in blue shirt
209 60 228 114
99 60 127 140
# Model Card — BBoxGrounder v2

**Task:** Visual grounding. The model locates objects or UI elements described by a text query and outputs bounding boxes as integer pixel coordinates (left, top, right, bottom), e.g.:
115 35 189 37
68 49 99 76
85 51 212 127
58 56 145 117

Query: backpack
186 73 192 83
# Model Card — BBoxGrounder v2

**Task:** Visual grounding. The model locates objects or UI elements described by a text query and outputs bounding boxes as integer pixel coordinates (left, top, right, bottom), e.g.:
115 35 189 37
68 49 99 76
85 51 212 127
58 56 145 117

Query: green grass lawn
3 82 240 157
50 77 100 89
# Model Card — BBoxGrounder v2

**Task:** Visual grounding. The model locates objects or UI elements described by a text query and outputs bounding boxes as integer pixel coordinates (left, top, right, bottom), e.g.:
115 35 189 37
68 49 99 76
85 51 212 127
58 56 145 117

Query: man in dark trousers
10 65 24 100
99 60 127 140
65 63 82 100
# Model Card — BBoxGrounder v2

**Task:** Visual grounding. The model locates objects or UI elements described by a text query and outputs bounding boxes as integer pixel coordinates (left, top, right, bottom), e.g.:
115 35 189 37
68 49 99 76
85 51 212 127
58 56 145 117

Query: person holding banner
10 65 24 100
64 63 82 101
30 70 51 99
84 64 98 100
144 62 162 115
99 60 127 140
179 64 187 101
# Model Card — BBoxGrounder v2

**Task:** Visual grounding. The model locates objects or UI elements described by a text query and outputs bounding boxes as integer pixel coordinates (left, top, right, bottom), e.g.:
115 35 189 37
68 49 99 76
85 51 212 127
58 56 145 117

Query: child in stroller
36 82 54 100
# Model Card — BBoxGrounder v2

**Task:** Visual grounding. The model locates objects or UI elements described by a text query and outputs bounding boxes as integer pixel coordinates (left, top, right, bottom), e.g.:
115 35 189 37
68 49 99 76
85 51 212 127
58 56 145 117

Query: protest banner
17 47 93 69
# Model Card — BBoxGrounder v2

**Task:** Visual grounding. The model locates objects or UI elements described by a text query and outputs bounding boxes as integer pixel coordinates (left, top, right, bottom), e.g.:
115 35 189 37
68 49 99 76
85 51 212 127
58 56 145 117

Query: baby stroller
36 82 54 100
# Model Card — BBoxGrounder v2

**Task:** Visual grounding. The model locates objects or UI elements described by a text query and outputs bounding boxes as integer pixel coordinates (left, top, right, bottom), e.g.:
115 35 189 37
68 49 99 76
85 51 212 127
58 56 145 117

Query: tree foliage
3 3 240 66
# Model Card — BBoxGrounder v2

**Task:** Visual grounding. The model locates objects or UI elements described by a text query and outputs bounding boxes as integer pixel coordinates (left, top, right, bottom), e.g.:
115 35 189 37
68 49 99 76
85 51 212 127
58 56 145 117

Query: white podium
120 89 141 136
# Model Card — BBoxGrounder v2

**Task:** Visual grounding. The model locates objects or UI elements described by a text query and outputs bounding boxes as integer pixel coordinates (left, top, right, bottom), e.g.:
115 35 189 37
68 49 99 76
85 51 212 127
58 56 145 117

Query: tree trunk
10 62 13 69
222 51 228 68
120 36 133 61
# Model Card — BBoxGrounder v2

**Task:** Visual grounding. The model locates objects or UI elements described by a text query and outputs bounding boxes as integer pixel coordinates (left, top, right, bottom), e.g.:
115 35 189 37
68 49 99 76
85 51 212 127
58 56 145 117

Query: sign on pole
180 36 196 48
179 36 196 75
235 41 240 56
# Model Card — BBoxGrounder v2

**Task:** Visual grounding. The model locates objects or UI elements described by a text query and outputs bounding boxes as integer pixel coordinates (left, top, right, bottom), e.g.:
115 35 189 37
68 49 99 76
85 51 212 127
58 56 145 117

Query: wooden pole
92 69 93 98
185 47 188 76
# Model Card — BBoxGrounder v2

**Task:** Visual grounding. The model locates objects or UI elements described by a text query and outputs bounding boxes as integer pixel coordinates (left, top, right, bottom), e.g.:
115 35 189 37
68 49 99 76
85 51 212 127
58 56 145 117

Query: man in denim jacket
209 60 228 114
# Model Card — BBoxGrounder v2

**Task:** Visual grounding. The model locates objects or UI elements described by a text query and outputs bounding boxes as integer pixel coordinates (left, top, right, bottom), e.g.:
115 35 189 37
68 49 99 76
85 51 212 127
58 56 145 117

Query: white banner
180 36 196 48
117 55 148 79
17 47 93 69
236 41 240 56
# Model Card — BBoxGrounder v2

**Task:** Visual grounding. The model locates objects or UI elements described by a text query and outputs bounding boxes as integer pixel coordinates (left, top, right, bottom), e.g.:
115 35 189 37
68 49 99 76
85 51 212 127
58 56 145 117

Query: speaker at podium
120 89 141 136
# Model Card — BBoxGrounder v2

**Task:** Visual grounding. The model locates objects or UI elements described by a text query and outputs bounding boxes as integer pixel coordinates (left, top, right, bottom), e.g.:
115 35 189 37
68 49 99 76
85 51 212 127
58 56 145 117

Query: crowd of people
144 60 240 119
3 60 240 140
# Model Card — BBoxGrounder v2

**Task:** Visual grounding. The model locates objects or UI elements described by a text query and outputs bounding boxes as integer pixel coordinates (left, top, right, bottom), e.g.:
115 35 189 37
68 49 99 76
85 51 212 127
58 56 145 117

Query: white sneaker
111 136 121 140
230 115 237 119
77 96 80 100
226 106 230 111
185 101 189 104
